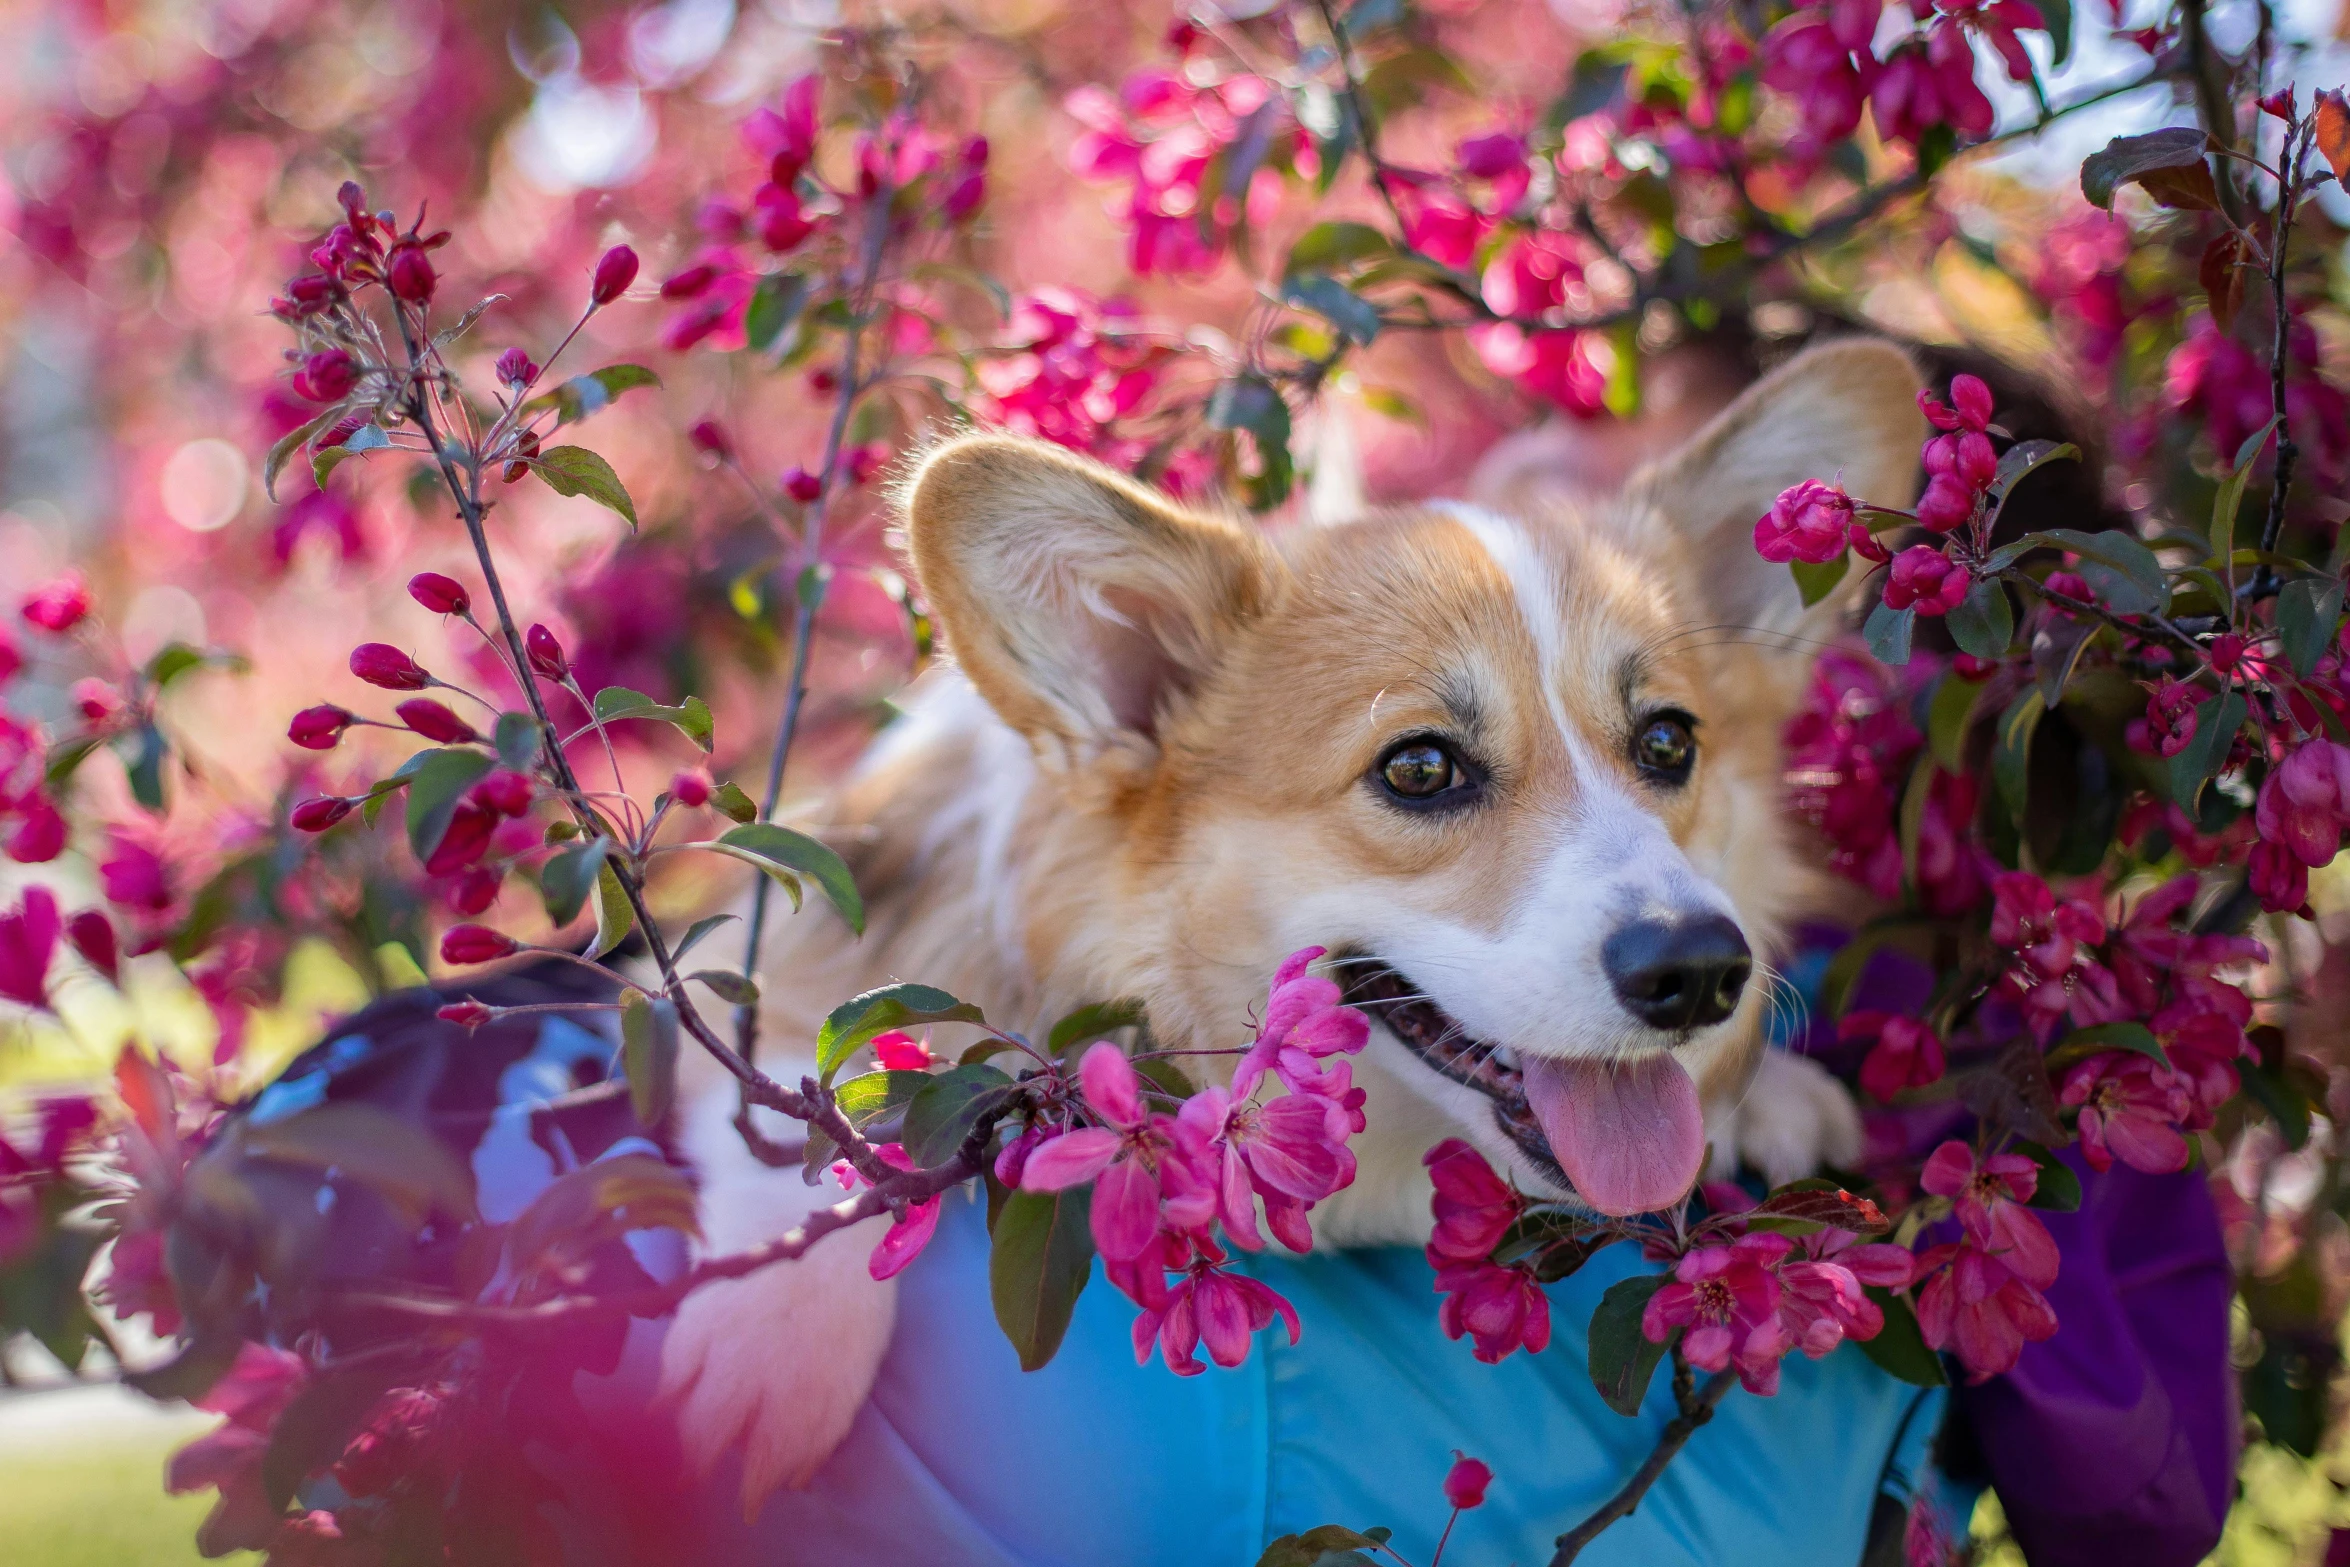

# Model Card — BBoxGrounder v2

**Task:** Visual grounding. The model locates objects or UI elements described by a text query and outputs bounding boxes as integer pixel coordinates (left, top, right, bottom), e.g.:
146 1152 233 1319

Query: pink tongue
1522 1054 1706 1217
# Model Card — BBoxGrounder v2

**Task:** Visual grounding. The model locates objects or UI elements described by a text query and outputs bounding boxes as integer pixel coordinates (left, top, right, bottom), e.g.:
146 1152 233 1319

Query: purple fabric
1781 924 2239 1565
1956 1148 2236 1567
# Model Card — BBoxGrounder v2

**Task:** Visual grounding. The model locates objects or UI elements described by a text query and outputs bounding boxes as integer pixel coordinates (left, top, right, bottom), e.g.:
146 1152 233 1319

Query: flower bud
494 347 538 388
591 244 640 305
1443 1454 1492 1510
350 643 431 690
397 698 479 744
72 679 123 724
66 911 119 985
670 770 712 808
2260 85 2296 121
526 624 569 681
288 704 355 750
783 466 824 503
473 769 535 817
292 796 355 832
294 349 359 402
846 444 887 486
21 575 91 633
437 1000 494 1027
661 263 718 300
449 865 503 915
408 573 470 616
688 419 733 461
387 243 436 304
338 181 369 220
440 924 519 965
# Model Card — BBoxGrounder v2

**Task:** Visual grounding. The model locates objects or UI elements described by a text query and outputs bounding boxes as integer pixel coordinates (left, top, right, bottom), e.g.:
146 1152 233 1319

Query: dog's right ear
898 434 1271 764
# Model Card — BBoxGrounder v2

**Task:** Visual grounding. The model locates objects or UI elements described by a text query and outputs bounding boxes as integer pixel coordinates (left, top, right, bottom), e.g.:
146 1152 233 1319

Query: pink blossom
1469 323 1607 415
2060 1054 2191 1173
832 1143 942 1280
2251 839 2311 914
1871 24 1993 145
1915 1243 2058 1380
1642 1233 1794 1393
871 1030 935 1071
1989 871 2105 982
1919 1140 2057 1287
1883 545 1970 616
2255 740 2350 869
0 886 60 1010
100 835 173 912
1424 1138 1524 1265
1433 1258 1552 1364
1230 946 1369 1098
1019 1042 1205 1260
1754 479 1858 565
20 575 90 634
1843 1012 1948 1102
1175 1083 1353 1249
2128 680 2203 758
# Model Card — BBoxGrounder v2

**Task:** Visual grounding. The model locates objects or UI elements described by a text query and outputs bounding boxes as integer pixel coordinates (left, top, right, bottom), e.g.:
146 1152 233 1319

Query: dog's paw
1709 1049 1863 1189
659 1090 898 1514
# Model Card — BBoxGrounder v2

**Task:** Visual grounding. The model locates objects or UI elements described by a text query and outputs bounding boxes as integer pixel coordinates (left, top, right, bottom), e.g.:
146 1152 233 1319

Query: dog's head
898 340 1924 1213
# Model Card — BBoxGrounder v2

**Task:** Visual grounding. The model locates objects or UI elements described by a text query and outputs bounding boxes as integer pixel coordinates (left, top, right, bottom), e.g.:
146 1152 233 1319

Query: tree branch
1548 1359 1738 1565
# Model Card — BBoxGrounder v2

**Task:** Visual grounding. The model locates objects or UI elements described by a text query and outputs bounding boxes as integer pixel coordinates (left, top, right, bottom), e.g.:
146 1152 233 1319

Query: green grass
0 1424 249 1567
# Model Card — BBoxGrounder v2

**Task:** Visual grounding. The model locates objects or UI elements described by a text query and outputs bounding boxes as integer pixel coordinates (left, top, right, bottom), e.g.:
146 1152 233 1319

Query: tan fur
664 339 1929 1501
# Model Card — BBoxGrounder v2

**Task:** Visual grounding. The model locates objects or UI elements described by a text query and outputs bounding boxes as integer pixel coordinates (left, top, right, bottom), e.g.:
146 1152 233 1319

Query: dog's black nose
1603 915 1752 1031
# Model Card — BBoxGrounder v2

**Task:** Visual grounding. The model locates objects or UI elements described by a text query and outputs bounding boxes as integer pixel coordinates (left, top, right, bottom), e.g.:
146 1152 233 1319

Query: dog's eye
1633 713 1697 784
1376 739 1472 806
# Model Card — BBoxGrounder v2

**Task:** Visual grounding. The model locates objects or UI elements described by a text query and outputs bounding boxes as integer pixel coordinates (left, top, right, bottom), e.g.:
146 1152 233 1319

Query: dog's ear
899 434 1270 762
1625 338 1925 637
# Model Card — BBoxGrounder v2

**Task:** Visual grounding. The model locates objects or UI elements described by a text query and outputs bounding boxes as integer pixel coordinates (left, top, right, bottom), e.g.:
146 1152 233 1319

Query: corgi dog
659 338 1928 1509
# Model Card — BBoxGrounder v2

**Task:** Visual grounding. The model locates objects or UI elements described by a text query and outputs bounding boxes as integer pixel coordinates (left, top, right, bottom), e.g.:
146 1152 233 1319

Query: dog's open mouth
1338 960 1709 1217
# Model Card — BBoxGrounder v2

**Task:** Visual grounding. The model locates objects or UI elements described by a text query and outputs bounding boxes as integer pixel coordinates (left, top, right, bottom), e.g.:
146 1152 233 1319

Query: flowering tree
5 0 2350 1562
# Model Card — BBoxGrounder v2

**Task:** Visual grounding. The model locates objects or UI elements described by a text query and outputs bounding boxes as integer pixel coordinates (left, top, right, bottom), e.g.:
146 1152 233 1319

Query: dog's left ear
898 433 1271 764
1625 337 1925 637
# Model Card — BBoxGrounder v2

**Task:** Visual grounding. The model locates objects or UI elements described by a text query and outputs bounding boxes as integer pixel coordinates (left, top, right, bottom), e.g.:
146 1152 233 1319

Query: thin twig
1548 1360 1738 1565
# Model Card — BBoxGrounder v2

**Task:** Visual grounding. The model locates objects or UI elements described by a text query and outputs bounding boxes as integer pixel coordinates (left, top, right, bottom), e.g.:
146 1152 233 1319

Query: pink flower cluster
2251 738 2350 916
1642 1227 1913 1394
1017 947 1369 1374
1762 0 2043 152
1424 1138 1549 1363
971 290 1195 482
1065 69 1295 277
1912 1142 2059 1380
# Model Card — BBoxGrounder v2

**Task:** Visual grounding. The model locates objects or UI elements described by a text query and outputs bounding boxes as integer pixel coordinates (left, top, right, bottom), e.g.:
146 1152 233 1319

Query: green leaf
2210 416 2281 566
2167 688 2245 808
833 1069 933 1128
1855 1288 1945 1387
1863 599 1914 666
589 862 634 959
1281 273 1380 344
1284 221 1393 276
1789 553 1850 609
816 983 987 1085
711 823 863 932
1589 1273 1672 1417
671 912 738 965
690 968 759 1005
1047 999 1146 1056
42 734 103 792
990 1188 1097 1371
2032 614 2097 709
2044 1020 2172 1072
1257 1526 1386 1567
1206 373 1294 509
311 423 390 488
1927 672 1988 774
493 711 540 772
539 837 611 926
711 780 758 823
263 409 339 501
2279 578 2346 677
119 722 167 812
902 1063 1017 1166
744 272 811 352
531 445 639 529
591 685 715 751
261 1371 393 1511
243 1101 478 1226
2041 0 2073 63
1946 578 2015 660
2240 1059 2312 1150
1992 687 2045 822
535 364 662 427
2035 528 2168 615
620 989 679 1127
402 747 495 861
144 642 219 690
2010 1139 2083 1212
1986 440 2081 508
